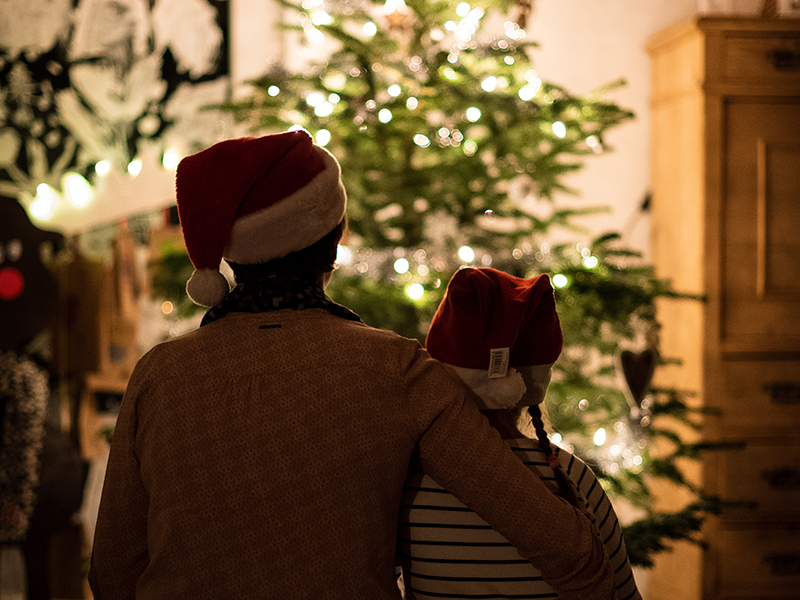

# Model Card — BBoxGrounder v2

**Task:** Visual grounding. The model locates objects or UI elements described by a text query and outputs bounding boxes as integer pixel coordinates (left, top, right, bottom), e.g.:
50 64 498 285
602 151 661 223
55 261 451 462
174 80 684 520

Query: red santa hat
426 267 563 409
175 130 347 306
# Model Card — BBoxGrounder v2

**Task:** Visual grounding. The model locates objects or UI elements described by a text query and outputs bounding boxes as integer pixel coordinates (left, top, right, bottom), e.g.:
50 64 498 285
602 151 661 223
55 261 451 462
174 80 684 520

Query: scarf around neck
200 273 362 327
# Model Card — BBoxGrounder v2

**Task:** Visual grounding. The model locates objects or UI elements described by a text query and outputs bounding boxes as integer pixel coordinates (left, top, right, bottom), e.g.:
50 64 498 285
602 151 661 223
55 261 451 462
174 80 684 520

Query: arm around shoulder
402 347 618 600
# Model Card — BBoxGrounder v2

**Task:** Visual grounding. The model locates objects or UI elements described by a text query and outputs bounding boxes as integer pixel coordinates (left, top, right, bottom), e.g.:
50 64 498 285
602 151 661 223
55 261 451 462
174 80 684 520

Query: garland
0 351 48 542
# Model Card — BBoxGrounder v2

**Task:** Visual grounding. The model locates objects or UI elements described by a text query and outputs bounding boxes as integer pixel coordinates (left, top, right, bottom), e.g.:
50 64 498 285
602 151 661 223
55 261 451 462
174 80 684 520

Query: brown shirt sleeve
401 345 617 600
89 352 152 600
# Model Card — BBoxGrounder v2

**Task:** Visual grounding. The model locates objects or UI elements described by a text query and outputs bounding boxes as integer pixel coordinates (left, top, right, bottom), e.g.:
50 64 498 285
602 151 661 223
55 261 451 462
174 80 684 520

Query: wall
527 0 699 257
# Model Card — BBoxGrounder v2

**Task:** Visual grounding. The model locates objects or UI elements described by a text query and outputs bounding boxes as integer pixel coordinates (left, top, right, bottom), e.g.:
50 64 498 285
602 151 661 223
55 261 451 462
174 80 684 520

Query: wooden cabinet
648 17 800 600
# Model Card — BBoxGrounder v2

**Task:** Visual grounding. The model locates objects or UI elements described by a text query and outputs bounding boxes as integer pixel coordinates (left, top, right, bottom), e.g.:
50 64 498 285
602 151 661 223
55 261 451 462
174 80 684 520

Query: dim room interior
1 0 799 598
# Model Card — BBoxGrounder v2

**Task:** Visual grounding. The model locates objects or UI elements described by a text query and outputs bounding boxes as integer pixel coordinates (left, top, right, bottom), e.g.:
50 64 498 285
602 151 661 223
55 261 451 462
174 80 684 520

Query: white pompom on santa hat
426 267 563 409
175 129 347 307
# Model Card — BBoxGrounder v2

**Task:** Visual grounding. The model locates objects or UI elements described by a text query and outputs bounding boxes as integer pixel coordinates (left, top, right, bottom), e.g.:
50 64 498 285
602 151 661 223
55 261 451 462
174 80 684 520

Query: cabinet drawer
716 524 800 597
722 32 800 81
713 360 800 434
718 441 800 521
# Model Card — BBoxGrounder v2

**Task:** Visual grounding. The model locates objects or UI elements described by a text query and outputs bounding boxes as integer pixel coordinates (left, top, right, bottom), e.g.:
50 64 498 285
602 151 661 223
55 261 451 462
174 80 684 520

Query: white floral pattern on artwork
152 0 223 79
0 130 21 167
163 79 236 157
69 0 151 64
1 0 229 208
0 0 72 58
69 55 167 122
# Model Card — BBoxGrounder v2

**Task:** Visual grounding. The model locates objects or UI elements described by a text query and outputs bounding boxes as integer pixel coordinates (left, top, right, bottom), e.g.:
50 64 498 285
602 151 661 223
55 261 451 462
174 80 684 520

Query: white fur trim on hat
186 268 230 307
224 147 346 264
449 363 554 410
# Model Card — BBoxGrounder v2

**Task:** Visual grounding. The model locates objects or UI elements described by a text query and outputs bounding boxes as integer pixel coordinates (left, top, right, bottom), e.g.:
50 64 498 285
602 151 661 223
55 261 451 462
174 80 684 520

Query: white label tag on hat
488 347 510 379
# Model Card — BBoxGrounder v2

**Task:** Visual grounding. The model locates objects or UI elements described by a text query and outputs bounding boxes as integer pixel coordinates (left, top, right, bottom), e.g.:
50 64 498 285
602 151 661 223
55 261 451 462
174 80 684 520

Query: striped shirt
397 438 642 600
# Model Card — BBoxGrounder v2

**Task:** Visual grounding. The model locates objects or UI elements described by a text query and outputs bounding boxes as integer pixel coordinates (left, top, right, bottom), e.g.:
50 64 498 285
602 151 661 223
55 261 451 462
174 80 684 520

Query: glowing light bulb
582 255 599 268
306 26 324 44
336 244 352 265
594 428 607 446
378 108 393 123
95 160 111 176
388 84 401 97
384 0 408 13
466 106 481 122
480 76 497 92
406 283 424 300
268 85 280 97
328 93 340 103
314 102 335 117
311 10 331 26
363 22 377 37
551 433 563 445
518 79 541 101
552 121 567 138
456 2 470 17
30 183 57 219
161 301 174 315
316 129 331 146
552 274 568 288
63 172 92 207
127 159 143 176
306 92 325 107
393 258 410 275
413 134 431 148
406 97 418 109
393 258 410 274
162 150 180 170
458 245 475 262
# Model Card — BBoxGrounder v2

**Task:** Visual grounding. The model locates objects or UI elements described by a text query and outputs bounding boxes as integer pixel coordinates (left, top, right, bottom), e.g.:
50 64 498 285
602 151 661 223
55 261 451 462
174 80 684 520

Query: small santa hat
426 267 563 410
176 130 347 306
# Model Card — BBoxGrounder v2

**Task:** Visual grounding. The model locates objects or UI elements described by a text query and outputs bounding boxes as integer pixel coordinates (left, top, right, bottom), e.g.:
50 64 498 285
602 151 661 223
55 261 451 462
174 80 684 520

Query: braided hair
527 404 583 511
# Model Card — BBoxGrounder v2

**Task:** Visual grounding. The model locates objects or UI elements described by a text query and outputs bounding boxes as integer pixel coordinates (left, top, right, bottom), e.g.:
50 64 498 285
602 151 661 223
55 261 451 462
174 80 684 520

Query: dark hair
528 405 583 510
227 218 346 285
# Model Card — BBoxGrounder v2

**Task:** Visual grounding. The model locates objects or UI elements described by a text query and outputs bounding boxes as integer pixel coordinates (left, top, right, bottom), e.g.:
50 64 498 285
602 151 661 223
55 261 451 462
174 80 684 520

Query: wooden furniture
647 17 800 600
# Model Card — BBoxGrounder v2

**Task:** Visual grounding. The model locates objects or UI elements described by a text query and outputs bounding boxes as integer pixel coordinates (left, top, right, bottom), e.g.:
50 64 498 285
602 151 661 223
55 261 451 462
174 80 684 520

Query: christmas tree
199 0 727 567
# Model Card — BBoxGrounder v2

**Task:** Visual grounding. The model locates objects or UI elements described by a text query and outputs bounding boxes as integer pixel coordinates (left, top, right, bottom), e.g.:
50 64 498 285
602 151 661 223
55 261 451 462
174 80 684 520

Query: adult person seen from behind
398 267 641 600
89 131 616 600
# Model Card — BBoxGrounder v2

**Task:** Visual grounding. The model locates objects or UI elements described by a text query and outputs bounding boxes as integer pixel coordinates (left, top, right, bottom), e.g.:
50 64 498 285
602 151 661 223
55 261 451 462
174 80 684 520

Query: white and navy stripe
397 438 642 600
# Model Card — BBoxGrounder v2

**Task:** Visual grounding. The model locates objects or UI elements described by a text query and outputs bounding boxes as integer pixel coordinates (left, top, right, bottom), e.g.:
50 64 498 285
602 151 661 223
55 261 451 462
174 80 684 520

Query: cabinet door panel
722 32 800 82
718 440 800 521
716 525 800 598
722 100 800 352
715 359 800 435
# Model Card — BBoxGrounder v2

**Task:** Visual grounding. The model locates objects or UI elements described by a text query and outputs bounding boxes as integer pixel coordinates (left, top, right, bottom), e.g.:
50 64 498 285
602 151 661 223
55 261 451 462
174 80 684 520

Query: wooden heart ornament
618 348 659 409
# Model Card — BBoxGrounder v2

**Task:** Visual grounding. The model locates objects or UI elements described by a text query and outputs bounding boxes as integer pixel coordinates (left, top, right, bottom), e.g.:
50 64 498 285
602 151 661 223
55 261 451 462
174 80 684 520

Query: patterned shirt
398 437 642 600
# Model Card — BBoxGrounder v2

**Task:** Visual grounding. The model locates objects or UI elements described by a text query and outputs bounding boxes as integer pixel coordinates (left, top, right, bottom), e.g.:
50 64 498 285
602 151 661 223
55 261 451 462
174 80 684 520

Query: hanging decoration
0 351 49 542
0 196 64 354
618 347 659 418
